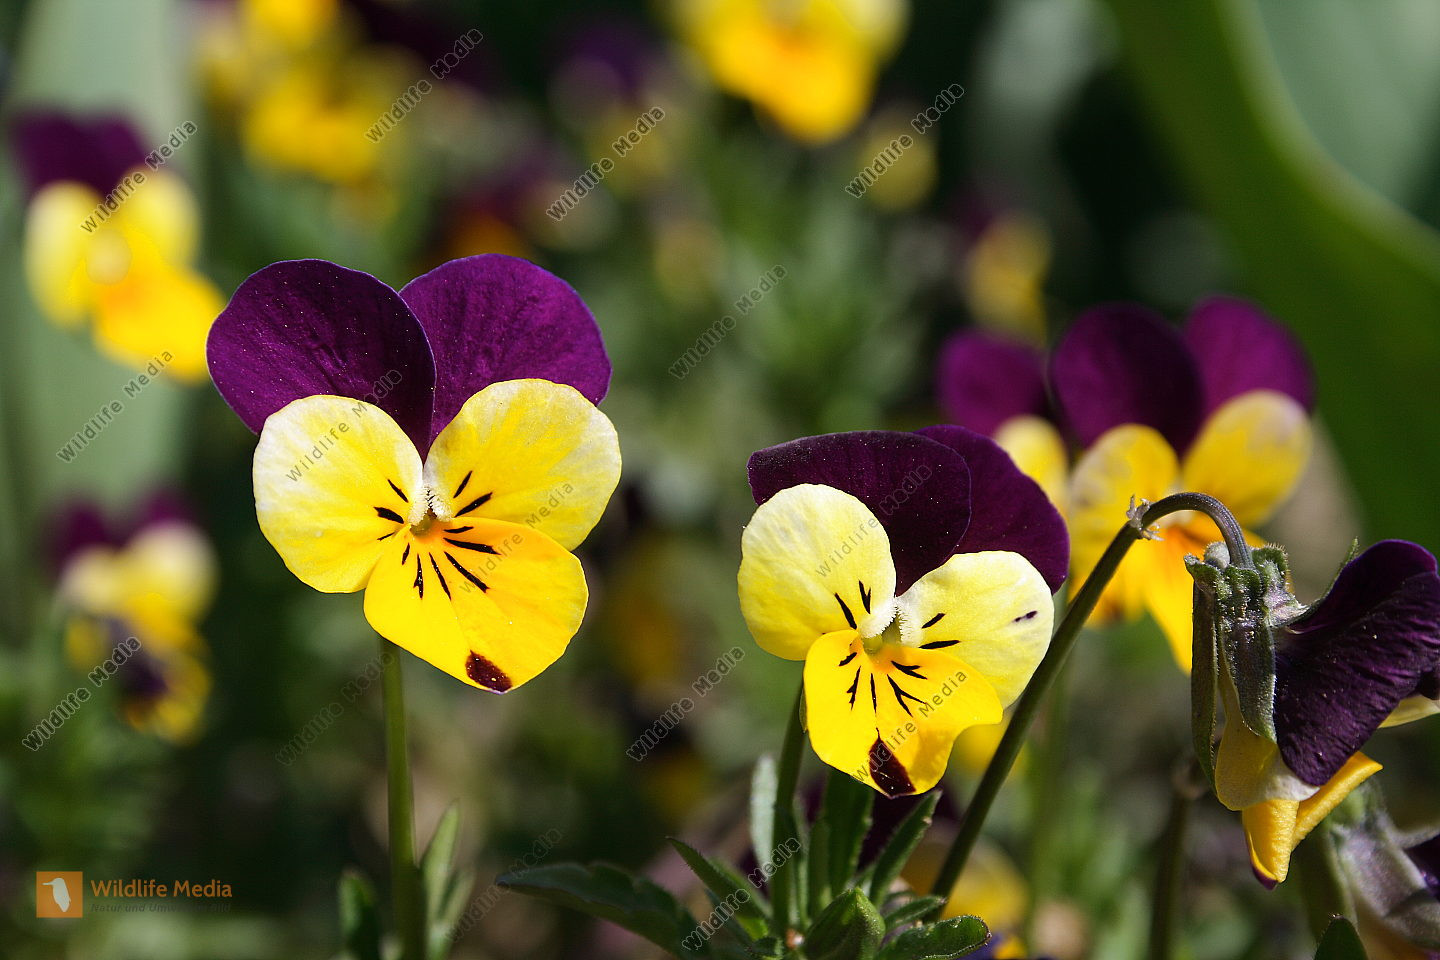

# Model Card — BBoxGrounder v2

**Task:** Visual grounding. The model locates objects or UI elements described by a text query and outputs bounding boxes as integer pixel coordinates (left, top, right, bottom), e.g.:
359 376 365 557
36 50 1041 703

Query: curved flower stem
1149 763 1203 959
929 493 1247 911
770 681 806 937
381 642 425 960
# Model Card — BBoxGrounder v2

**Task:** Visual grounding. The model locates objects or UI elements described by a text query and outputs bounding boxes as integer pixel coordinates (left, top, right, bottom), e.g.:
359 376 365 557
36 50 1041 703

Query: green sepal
881 895 947 933
498 862 708 957
1314 917 1367 960
804 888 886 960
338 869 384 960
1186 557 1221 787
866 793 940 904
875 915 990 960
668 837 771 938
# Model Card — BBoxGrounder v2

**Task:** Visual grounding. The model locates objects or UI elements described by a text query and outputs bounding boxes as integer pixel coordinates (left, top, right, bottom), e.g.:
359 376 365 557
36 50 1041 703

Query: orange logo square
36 872 83 918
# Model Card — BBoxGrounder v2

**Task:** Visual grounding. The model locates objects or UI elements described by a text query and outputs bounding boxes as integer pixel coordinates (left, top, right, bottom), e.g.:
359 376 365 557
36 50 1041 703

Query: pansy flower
13 112 222 381
737 427 1067 796
1333 788 1440 957
939 298 1315 669
673 0 907 144
207 255 620 692
1193 540 1440 886
53 494 216 742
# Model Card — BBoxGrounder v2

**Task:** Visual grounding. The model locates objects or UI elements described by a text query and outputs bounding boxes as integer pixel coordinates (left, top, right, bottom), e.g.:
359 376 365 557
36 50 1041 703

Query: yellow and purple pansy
206 254 621 693
53 494 216 743
737 427 1067 796
939 298 1315 669
1200 540 1440 887
13 112 222 381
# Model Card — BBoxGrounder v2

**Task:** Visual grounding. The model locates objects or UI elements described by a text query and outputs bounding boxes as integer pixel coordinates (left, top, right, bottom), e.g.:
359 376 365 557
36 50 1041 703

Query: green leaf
1100 0 1440 551
421 804 461 923
819 770 874 894
668 837 770 937
499 862 707 957
881 896 947 934
1315 917 1367 960
751 754 778 872
877 916 991 960
867 793 940 904
745 937 786 959
338 870 383 960
804 888 886 960
807 819 832 918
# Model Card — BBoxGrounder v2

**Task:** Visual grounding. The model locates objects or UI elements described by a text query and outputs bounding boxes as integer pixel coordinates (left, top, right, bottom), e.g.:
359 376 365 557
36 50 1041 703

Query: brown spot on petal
465 653 512 693
868 737 914 797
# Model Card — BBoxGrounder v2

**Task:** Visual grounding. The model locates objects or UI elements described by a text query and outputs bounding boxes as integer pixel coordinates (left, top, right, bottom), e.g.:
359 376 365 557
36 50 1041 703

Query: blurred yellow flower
674 0 907 144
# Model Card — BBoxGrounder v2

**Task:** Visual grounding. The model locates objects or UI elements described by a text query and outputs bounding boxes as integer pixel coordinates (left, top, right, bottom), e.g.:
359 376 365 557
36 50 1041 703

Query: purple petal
127 490 196 537
747 432 971 594
399 255 611 443
11 111 147 198
916 425 1069 592
1184 297 1315 415
935 333 1051 436
1405 833 1440 896
51 500 114 574
1050 303 1203 452
207 260 437 446
1274 541 1440 786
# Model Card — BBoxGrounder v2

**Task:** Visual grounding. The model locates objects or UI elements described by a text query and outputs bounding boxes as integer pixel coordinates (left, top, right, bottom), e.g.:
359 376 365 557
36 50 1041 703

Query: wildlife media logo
36 872 83 918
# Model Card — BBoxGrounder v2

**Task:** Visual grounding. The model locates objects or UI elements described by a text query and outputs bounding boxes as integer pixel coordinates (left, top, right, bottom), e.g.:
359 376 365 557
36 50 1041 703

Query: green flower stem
930 493 1247 912
1149 763 1203 960
770 681 807 937
1294 820 1356 941
381 641 425 960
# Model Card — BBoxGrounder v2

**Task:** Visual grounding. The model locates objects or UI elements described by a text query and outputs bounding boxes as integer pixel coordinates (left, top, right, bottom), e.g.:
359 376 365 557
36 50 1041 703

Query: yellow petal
1242 799 1299 886
1241 752 1381 887
362 518 586 692
118 522 217 624
804 629 1002 796
424 379 621 552
1382 695 1440 728
117 169 200 264
894 551 1053 707
23 181 101 325
1066 424 1179 619
993 415 1069 516
739 484 896 660
1181 390 1311 528
1214 672 1314 812
253 396 423 593
90 248 222 381
1141 520 1251 671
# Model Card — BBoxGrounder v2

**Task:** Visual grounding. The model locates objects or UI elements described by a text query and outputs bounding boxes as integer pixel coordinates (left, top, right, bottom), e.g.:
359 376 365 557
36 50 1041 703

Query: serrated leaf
751 755 778 873
877 915 990 960
882 896 946 933
745 936 786 959
805 888 885 960
499 862 707 957
1315 917 1367 960
867 794 940 904
668 837 769 937
819 770 874 895
338 870 383 960
421 804 461 924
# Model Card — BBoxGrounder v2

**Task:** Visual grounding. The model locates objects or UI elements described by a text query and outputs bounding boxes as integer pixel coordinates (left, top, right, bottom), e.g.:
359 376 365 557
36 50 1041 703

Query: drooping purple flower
1272 540 1440 787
